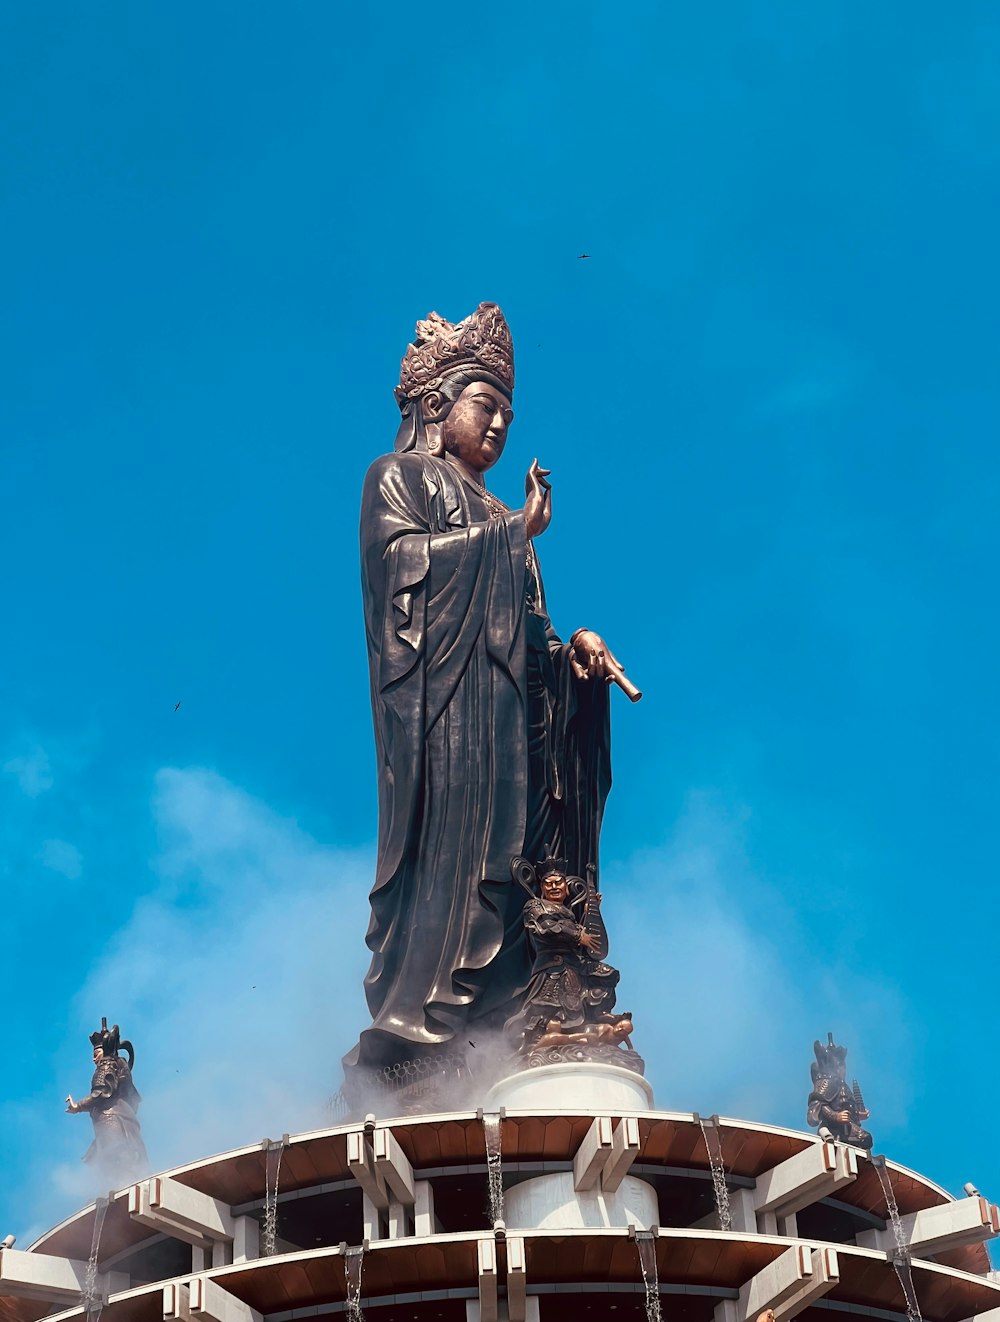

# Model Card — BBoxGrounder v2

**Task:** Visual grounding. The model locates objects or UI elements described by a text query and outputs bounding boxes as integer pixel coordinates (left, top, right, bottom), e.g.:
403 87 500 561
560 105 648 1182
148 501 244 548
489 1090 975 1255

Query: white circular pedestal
483 1060 654 1111
506 1170 658 1230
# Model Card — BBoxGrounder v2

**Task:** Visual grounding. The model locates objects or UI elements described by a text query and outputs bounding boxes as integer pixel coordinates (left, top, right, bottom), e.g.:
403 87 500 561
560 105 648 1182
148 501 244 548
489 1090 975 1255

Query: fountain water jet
696 1114 732 1232
82 1195 110 1322
481 1111 504 1226
262 1137 286 1257
345 1245 365 1322
873 1155 922 1322
635 1231 661 1322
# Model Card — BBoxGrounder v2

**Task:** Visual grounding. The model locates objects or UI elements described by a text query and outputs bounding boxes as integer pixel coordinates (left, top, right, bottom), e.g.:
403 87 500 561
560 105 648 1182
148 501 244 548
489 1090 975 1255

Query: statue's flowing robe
348 451 611 1071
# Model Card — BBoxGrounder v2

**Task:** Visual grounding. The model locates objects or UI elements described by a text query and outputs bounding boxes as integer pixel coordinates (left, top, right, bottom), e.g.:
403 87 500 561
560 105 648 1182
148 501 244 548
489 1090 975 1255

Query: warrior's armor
505 855 622 1051
806 1034 873 1150
74 1020 148 1177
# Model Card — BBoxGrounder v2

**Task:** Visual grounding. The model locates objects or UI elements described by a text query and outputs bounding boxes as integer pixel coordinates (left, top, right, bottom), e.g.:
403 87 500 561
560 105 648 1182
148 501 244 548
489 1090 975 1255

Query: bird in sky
577 253 591 259
174 702 181 712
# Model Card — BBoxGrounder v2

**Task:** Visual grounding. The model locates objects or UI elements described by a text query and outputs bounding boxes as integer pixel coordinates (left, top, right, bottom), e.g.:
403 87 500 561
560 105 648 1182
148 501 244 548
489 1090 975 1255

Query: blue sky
2 1 1000 1243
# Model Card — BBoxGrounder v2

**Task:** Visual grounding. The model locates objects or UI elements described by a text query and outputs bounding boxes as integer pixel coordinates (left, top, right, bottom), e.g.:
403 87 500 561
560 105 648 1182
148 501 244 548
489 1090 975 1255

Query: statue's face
93 1047 104 1063
541 873 568 902
439 381 514 474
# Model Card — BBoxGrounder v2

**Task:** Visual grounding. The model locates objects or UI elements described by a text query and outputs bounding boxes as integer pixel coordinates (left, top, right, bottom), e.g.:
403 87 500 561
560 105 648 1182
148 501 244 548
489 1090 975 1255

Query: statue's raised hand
524 458 552 538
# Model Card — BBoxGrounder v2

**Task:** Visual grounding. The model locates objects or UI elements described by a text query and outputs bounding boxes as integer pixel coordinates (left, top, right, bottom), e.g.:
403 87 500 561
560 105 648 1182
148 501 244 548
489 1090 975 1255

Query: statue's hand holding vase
570 628 643 702
570 629 623 683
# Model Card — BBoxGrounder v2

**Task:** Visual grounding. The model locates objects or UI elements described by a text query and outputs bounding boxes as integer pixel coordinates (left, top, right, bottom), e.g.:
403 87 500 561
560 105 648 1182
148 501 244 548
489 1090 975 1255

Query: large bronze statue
66 1018 148 1180
806 1033 873 1149
345 303 633 1083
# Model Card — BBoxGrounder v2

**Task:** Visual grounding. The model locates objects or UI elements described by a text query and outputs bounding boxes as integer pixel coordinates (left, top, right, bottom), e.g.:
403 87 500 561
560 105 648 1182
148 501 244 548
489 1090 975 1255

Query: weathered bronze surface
66 1018 148 1179
806 1033 873 1149
345 303 637 1085
505 852 642 1075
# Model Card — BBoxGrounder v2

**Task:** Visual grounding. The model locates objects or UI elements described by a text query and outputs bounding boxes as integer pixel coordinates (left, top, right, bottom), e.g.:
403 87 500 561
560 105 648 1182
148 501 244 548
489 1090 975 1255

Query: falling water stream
345 1245 365 1322
482 1112 504 1226
872 1155 922 1322
82 1196 110 1322
262 1137 286 1257
696 1115 732 1232
635 1232 662 1322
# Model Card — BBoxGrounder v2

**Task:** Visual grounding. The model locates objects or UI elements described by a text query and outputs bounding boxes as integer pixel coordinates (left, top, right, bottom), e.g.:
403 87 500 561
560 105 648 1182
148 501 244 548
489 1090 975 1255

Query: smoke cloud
603 792 912 1133
10 776 911 1245
16 767 373 1241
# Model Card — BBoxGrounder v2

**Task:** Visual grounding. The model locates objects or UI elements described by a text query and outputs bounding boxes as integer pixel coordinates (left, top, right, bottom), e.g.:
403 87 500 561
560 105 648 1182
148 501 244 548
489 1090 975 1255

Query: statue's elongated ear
421 390 445 422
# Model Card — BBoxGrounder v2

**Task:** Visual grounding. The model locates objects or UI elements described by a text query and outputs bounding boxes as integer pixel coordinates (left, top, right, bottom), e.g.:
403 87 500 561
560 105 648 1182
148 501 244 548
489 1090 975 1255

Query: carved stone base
521 1041 646 1075
341 1051 476 1117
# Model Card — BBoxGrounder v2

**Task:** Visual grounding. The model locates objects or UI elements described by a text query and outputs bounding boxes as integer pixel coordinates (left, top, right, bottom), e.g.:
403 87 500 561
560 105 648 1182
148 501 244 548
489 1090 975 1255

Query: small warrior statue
66 1018 149 1181
806 1032 873 1150
504 850 641 1072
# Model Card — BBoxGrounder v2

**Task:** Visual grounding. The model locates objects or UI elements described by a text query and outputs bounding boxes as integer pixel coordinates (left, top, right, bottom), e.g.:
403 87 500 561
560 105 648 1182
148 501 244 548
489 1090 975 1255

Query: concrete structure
2 1085 998 1322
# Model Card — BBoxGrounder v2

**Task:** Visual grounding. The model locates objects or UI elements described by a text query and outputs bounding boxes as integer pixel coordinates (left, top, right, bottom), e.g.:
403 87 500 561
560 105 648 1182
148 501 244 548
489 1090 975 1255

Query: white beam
188 1277 263 1322
414 1180 436 1237
373 1127 415 1206
754 1143 857 1218
164 1281 187 1320
909 1196 1000 1256
129 1178 235 1247
232 1216 259 1264
477 1237 498 1322
739 1244 814 1321
163 1280 262 1322
603 1117 641 1194
573 1116 614 1192
867 1196 1000 1257
467 1303 539 1322
507 1235 526 1322
347 1130 388 1210
362 1191 382 1242
191 1244 229 1272
386 1201 409 1239
725 1187 757 1233
773 1248 840 1322
0 1247 100 1304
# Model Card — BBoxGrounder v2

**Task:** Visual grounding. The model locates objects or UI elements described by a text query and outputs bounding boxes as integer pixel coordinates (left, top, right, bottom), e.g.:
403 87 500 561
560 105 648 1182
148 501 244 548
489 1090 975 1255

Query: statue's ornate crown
813 1033 848 1070
90 1017 121 1055
396 302 514 407
89 1016 135 1067
537 844 568 878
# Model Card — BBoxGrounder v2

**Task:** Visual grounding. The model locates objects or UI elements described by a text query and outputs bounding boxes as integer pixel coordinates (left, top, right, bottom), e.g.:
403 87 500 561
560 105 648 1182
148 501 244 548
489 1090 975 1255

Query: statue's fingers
570 655 588 681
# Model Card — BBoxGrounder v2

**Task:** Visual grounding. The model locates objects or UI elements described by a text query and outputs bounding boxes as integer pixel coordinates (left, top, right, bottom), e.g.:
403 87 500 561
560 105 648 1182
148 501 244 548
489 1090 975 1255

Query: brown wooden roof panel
220 1253 347 1313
